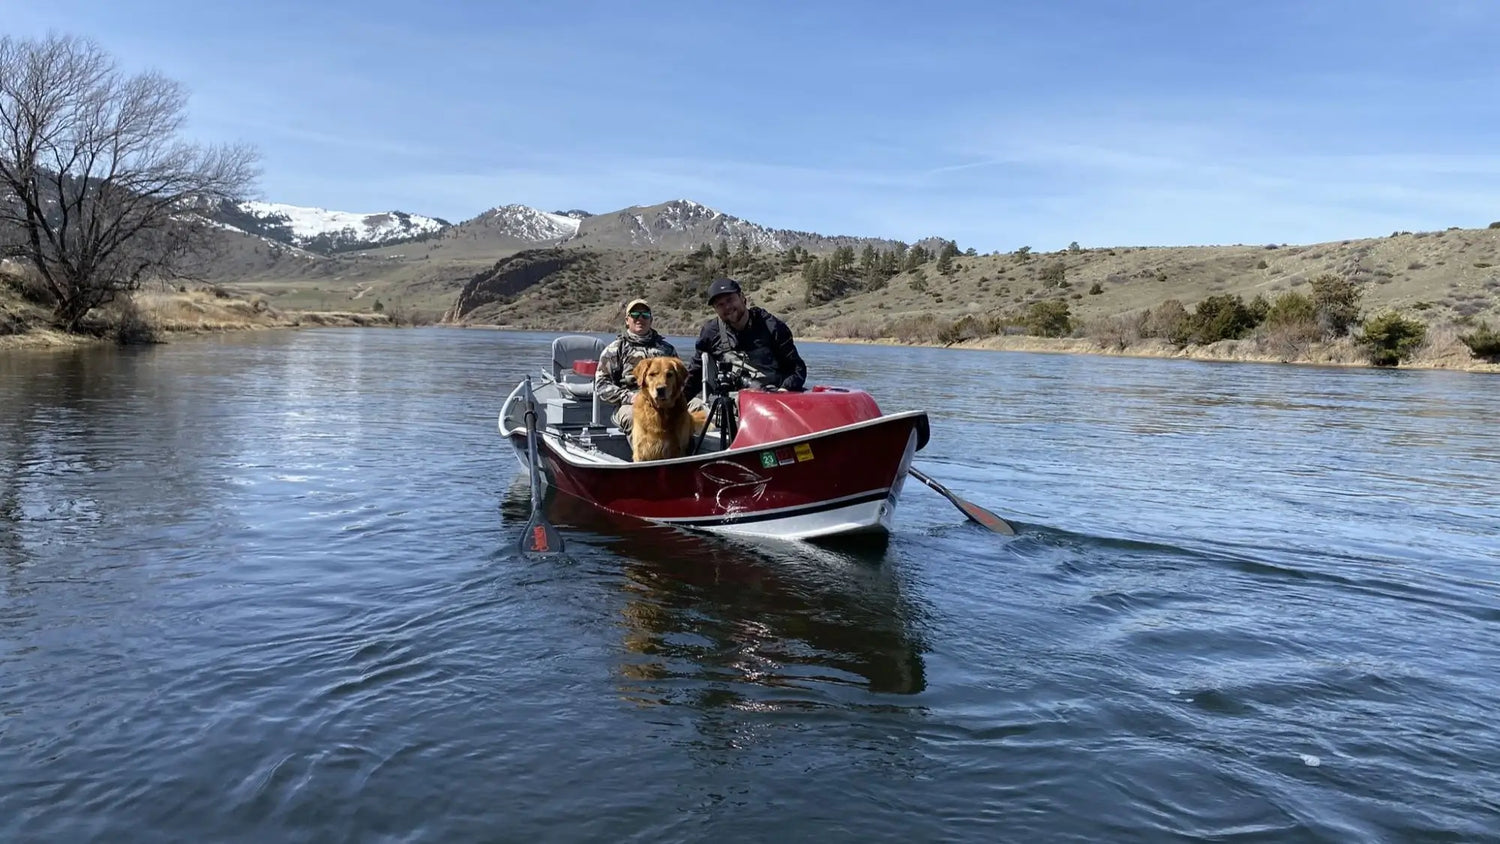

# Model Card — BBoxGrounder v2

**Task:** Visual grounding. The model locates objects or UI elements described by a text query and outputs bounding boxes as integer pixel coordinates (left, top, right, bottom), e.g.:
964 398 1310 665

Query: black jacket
686 307 807 396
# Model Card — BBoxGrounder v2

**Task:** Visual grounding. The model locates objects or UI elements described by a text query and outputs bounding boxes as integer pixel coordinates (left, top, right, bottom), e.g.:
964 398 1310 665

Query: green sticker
759 451 777 469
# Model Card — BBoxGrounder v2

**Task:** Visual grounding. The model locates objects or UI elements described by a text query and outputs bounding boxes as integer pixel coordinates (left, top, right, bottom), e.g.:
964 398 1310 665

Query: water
3 328 1498 842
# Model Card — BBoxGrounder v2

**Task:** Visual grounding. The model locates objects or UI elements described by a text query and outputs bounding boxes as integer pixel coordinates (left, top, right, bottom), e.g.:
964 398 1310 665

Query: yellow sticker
794 443 814 462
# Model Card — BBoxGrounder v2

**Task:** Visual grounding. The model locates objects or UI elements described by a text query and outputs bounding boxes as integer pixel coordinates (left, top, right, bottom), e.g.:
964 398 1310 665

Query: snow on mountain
478 204 584 241
230 201 449 252
569 199 800 251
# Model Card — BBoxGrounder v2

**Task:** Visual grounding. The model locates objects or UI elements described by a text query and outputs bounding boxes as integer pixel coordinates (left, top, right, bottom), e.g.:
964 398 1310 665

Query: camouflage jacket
594 330 679 406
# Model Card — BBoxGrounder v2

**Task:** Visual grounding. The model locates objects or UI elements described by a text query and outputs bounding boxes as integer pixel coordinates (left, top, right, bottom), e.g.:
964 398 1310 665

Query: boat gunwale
506 408 930 471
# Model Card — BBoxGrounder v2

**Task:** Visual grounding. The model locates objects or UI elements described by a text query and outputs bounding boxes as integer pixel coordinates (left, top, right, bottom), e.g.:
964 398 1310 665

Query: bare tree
0 34 258 330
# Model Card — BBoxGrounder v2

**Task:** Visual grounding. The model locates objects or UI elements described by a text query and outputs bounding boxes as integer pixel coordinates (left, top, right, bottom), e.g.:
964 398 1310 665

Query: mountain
563 199 912 253
433 204 588 252
213 201 450 254
206 197 923 263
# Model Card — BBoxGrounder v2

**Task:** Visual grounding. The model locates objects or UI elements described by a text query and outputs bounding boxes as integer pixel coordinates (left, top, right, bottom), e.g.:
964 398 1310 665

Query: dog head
633 356 688 407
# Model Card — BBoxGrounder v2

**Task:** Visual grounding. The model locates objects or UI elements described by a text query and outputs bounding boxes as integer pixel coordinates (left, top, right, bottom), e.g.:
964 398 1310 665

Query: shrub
937 314 988 346
1490 222 1500 229
1359 312 1427 366
909 269 928 292
1188 294 1259 343
1258 321 1324 361
1088 282 1104 295
1086 312 1145 351
1141 299 1191 344
1461 321 1500 360
1247 294 1270 324
1255 259 1269 269
886 314 944 344
1264 290 1317 328
1309 273 1361 336
1022 300 1072 337
112 297 158 346
1039 260 1066 287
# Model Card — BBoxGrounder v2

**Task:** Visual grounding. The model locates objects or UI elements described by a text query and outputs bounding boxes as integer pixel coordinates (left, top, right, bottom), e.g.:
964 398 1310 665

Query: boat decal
699 460 770 508
794 443 814 462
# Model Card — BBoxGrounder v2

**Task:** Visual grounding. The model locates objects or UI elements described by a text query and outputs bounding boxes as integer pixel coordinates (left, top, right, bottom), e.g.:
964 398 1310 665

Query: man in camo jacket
594 297 679 432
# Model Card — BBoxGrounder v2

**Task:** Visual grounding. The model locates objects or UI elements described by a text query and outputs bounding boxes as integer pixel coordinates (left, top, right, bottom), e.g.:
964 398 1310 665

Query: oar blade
520 510 565 556
958 499 1016 535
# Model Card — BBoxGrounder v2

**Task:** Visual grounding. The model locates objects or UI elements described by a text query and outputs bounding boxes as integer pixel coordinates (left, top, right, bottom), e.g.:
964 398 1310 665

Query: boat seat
551 335 606 400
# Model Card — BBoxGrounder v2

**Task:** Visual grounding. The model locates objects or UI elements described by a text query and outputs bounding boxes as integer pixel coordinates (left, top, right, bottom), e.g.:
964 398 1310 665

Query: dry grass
134 288 393 331
1407 322 1500 370
1 277 393 350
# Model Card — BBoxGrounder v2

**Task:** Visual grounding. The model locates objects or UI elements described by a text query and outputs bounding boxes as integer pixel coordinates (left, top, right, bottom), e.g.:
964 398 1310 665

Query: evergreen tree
831 245 855 274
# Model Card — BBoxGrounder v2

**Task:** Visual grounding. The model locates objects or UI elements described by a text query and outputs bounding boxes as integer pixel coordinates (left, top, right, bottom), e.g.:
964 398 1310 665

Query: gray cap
706 277 742 302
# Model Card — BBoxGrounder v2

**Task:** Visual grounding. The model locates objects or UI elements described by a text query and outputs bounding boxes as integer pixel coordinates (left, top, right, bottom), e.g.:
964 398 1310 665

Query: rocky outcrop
442 248 587 323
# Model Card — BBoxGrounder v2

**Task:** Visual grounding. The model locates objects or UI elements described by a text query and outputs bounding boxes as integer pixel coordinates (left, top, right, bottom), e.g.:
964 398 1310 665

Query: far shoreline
6 313 1498 375
444 320 1500 375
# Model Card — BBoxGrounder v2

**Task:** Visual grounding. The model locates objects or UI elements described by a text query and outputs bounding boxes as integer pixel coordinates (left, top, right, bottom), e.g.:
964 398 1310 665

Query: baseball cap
625 298 652 316
706 277 742 303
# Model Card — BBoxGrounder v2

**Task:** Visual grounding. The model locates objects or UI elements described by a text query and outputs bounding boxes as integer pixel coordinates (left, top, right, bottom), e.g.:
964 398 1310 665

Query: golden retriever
630 357 708 461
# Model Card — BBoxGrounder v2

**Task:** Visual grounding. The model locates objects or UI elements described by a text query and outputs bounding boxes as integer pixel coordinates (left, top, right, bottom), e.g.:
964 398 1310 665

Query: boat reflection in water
503 484 929 704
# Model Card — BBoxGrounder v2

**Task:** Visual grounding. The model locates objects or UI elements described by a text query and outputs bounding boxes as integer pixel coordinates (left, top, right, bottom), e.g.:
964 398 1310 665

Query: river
3 328 1497 841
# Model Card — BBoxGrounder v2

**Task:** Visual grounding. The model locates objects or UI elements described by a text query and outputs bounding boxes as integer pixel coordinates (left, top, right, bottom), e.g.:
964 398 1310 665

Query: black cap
706 277 742 302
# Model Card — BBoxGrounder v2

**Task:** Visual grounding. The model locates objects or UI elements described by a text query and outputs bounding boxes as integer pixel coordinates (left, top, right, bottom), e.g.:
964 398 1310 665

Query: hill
439 225 1500 337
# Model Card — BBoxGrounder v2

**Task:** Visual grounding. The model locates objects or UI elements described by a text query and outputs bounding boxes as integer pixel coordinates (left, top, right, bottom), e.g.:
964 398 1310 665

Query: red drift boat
499 335 932 541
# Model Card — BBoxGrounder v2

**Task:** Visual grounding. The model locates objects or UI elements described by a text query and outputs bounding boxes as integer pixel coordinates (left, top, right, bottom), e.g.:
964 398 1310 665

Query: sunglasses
628 310 652 319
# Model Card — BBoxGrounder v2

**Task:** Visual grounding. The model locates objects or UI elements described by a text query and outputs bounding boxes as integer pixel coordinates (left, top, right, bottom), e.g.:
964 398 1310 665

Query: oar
519 376 564 556
908 466 1016 535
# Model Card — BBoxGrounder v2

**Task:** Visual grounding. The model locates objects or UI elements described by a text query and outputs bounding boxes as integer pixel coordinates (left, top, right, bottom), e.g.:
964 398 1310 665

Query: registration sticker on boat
760 445 810 468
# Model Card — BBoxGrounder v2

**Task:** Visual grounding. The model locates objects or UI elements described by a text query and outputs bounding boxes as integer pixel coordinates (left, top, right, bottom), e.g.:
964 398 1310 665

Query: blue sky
7 0 1499 251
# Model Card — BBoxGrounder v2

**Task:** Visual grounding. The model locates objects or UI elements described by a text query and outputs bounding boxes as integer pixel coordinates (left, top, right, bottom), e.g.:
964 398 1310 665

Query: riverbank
801 328 1500 373
0 286 392 351
8 289 1496 374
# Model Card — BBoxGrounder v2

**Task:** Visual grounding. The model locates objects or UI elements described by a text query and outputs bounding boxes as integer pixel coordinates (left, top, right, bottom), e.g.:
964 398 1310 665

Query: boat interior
504 335 741 465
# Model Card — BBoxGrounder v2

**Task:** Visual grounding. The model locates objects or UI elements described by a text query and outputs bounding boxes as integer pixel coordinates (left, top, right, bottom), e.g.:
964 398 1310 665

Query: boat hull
508 411 926 541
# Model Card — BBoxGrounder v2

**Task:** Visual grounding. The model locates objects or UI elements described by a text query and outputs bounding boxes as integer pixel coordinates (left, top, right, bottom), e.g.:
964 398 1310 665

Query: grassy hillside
423 224 1500 371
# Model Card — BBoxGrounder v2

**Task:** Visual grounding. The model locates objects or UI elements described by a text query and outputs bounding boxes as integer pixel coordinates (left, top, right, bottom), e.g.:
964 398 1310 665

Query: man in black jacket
685 277 807 398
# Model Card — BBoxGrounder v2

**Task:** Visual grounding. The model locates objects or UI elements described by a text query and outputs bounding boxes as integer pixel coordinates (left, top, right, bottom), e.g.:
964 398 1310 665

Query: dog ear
631 358 650 385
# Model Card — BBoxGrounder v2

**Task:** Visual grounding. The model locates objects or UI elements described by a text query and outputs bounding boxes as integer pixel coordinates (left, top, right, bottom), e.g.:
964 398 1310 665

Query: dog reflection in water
610 528 926 701
501 481 926 699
